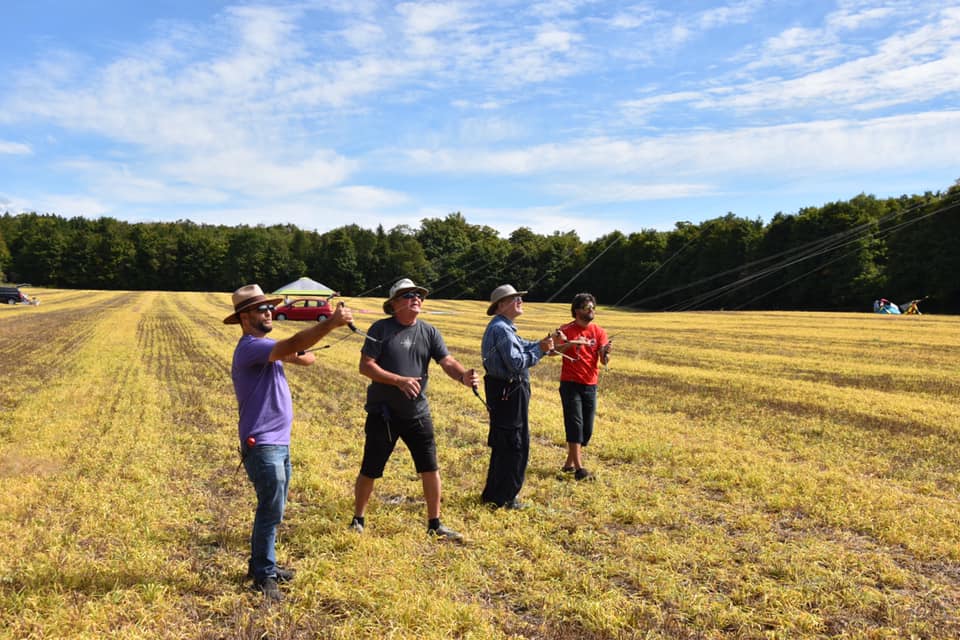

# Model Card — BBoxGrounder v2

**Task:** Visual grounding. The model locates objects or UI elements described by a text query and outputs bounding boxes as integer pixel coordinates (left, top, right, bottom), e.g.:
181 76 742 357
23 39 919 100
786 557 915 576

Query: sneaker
505 498 531 510
246 566 295 583
574 468 593 481
348 517 364 533
253 576 282 602
561 465 575 473
428 524 464 543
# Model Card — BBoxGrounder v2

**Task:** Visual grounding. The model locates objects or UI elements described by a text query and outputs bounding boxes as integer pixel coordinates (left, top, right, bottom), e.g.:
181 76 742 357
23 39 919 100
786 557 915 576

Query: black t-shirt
362 317 449 419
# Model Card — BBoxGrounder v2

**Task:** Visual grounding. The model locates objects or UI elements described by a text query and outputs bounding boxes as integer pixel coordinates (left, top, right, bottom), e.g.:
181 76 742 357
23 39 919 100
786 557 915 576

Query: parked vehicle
1 286 30 305
273 297 333 321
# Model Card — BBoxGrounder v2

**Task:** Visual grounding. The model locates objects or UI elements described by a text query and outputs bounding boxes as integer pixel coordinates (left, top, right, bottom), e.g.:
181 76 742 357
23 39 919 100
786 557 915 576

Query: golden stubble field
1 289 959 639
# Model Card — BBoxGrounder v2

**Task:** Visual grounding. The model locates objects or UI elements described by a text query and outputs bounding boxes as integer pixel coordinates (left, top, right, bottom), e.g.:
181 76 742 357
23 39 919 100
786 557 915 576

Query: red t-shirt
559 322 608 385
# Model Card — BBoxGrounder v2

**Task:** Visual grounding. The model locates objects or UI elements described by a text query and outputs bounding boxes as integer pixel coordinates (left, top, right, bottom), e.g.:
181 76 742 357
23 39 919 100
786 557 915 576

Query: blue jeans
243 445 291 581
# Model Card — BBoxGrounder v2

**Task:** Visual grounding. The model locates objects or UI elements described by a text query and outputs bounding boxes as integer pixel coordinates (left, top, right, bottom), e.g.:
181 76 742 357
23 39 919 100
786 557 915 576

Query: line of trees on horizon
2 182 958 313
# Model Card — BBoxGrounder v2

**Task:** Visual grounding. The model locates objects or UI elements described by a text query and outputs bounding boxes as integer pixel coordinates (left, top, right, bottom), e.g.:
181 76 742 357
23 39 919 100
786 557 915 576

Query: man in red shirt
554 293 611 480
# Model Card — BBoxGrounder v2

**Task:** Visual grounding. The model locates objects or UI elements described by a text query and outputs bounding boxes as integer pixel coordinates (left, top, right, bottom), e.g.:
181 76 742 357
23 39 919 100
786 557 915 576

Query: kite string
626 195 955 311
545 235 622 303
613 236 695 306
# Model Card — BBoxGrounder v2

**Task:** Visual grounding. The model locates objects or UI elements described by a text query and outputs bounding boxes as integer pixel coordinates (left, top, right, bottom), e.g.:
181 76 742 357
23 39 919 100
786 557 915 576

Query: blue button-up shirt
481 314 544 382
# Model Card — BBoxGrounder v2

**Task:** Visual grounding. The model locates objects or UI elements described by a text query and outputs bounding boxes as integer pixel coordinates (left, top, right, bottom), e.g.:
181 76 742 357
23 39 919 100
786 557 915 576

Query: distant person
350 278 477 541
553 293 611 480
901 299 923 315
480 284 553 509
226 284 353 602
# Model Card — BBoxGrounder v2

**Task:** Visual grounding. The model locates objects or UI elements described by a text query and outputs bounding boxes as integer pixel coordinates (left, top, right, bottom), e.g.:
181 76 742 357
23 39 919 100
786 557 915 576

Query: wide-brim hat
383 278 429 314
487 284 527 315
223 284 283 324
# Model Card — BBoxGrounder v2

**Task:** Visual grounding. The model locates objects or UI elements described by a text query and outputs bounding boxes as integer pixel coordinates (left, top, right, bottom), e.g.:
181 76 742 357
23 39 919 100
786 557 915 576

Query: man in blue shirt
226 284 353 601
480 284 553 509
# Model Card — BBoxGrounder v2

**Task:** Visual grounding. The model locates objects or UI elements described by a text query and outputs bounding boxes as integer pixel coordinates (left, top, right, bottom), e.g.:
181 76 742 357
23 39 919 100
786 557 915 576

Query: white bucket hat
383 278 429 314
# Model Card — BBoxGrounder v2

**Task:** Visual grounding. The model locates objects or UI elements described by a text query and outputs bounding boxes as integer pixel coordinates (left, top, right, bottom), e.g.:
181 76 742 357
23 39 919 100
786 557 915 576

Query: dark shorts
560 380 597 446
359 411 438 478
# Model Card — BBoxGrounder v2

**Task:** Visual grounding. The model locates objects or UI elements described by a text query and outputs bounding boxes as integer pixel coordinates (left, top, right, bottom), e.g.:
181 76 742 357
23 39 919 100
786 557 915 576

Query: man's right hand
397 376 423 399
539 334 554 353
331 302 354 328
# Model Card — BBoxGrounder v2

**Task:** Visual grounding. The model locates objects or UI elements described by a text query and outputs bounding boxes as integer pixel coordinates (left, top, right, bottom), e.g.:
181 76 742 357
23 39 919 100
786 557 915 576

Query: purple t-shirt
231 334 293 445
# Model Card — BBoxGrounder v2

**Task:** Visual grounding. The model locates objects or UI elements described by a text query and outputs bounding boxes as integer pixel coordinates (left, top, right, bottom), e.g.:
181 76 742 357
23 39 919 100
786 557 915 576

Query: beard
255 320 273 334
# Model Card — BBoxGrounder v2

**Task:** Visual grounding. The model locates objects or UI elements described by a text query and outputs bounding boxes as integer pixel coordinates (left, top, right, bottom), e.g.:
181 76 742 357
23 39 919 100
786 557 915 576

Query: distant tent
873 298 901 314
873 297 925 315
273 277 337 297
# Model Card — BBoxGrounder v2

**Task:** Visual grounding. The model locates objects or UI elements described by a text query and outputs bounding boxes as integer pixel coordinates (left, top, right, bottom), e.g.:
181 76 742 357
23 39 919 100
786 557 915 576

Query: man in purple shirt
225 284 353 602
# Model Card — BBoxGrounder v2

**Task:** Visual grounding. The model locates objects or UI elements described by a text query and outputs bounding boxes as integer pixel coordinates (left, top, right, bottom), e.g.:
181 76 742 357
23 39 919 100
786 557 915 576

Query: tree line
2 182 958 313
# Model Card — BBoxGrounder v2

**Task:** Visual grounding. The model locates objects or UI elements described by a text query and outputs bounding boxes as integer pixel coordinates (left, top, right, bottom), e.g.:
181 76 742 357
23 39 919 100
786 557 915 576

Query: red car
273 298 333 321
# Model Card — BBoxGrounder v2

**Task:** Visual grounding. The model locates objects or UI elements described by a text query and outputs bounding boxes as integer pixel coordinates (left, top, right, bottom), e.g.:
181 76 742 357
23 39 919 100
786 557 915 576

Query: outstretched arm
269 304 353 362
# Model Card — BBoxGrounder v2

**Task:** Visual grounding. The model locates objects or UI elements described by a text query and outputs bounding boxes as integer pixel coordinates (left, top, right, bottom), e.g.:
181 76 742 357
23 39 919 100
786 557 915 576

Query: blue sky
1 1 958 240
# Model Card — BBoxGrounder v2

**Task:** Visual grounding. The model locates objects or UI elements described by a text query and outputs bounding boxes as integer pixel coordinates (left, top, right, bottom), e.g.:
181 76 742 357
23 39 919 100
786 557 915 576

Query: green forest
2 182 958 313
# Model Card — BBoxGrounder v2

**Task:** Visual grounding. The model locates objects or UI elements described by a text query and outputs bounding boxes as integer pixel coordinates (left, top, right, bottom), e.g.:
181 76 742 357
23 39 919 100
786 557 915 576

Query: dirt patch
0 452 62 478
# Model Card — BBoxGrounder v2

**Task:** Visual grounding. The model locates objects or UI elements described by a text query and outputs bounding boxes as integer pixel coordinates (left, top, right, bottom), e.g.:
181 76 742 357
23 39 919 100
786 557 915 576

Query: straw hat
223 284 283 324
487 284 527 316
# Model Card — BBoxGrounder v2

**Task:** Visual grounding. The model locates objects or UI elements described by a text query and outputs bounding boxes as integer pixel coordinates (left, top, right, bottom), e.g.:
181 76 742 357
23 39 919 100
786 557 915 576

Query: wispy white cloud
605 5 659 30
677 6 960 115
827 6 895 31
330 184 411 209
695 0 764 30
9 193 110 218
456 203 624 238
399 111 960 180
397 2 467 34
528 0 597 20
164 149 354 197
548 181 716 203
0 140 31 155
618 91 706 124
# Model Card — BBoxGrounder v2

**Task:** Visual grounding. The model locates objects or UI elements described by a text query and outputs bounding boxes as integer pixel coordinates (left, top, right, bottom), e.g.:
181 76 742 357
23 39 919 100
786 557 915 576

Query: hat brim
383 287 428 314
223 296 284 324
486 291 527 315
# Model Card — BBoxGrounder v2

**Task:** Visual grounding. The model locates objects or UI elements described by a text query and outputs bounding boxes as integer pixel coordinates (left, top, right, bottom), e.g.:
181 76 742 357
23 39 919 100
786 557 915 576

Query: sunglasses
250 303 275 312
401 292 424 300
579 304 595 311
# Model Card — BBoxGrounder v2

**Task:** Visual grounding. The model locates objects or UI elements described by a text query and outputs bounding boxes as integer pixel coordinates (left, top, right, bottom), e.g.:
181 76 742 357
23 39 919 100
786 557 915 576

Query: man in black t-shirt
349 278 479 541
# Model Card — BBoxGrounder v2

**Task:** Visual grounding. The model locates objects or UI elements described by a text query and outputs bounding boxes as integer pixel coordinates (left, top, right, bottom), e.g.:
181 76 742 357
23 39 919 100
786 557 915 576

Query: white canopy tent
272 277 337 297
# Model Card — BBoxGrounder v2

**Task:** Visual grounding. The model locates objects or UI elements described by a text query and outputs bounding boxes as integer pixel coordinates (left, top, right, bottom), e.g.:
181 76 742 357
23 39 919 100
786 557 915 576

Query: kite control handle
336 301 379 342
336 301 360 334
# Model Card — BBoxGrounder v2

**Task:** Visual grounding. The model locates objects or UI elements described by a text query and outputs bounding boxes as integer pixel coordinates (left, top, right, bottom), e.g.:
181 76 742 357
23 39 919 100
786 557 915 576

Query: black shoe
348 517 364 533
574 468 593 481
505 498 531 510
253 576 283 602
428 524 464 543
246 566 295 583
561 465 575 473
